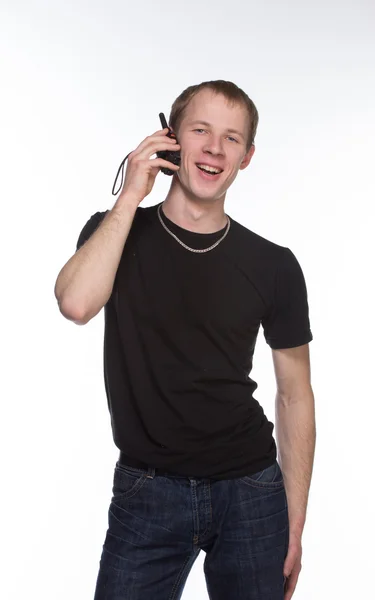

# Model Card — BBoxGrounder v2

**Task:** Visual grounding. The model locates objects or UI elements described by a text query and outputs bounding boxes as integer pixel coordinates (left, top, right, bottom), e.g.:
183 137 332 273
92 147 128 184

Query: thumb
283 548 295 577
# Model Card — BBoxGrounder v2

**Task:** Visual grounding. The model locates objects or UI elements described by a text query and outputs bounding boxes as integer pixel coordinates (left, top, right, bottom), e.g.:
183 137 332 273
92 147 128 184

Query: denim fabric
93 460 289 599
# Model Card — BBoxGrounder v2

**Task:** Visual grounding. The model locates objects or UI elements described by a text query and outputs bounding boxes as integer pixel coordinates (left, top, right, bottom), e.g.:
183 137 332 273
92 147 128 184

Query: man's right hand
118 128 181 204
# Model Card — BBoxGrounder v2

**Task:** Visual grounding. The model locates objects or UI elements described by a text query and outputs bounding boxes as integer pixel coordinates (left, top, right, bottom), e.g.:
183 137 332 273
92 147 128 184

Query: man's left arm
272 343 316 595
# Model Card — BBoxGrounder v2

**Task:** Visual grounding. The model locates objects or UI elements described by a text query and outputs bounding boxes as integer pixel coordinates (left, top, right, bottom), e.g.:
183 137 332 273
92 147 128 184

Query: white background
1 0 374 598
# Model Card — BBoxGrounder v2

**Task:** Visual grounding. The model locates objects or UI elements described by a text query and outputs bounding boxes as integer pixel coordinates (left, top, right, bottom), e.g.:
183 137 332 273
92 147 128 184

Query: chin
192 181 227 199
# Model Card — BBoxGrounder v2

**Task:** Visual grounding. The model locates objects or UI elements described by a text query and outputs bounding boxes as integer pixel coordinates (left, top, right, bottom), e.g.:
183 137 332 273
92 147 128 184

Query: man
54 80 315 600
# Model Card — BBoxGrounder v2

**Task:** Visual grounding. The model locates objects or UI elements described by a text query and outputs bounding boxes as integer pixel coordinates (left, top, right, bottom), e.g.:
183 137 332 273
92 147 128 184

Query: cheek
182 152 196 172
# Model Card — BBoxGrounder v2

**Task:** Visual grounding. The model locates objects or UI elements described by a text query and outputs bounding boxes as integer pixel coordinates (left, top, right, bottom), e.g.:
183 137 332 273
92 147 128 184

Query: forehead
182 89 248 128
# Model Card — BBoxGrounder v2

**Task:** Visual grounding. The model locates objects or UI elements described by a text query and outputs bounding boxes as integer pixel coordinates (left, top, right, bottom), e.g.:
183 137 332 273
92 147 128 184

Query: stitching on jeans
241 462 284 489
169 550 199 600
241 478 284 489
112 471 148 501
240 465 284 489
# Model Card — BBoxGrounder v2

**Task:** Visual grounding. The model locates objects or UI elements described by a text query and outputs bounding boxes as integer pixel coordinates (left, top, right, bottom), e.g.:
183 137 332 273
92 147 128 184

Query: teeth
197 164 222 174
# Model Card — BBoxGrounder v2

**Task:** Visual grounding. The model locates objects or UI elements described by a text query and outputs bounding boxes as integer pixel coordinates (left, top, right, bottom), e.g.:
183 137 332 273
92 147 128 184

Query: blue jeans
93 460 289 599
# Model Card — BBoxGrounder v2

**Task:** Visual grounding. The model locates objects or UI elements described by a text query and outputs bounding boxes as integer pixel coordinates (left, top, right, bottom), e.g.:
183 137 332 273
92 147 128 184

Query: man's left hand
283 531 302 600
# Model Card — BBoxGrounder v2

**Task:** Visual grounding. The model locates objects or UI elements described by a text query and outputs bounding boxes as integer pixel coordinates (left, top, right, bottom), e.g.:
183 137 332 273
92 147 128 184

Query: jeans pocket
240 461 285 489
112 463 148 501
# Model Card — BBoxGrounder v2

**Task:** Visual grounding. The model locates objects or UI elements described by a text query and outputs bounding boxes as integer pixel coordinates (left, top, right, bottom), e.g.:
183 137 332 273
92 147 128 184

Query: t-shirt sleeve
76 211 109 251
262 247 313 349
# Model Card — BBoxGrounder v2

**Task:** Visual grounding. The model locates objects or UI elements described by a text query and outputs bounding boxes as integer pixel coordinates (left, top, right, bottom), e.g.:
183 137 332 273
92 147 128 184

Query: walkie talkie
111 112 181 195
156 112 181 175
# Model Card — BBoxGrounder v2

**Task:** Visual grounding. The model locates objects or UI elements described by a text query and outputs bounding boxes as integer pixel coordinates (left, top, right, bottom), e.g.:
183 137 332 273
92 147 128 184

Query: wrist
114 192 142 213
288 515 306 538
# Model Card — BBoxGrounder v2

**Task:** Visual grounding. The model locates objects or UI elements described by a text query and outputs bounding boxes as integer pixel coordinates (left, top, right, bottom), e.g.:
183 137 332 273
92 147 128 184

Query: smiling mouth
196 164 224 177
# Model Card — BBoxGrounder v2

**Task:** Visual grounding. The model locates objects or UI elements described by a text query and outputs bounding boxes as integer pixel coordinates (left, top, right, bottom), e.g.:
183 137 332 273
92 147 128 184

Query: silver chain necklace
157 203 231 254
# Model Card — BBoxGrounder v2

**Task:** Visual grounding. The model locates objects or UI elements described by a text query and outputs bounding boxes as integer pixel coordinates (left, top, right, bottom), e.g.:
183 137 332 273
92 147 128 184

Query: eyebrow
187 120 245 140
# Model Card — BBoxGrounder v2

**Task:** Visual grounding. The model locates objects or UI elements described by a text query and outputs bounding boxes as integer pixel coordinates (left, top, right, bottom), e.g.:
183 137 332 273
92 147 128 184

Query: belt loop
146 467 156 479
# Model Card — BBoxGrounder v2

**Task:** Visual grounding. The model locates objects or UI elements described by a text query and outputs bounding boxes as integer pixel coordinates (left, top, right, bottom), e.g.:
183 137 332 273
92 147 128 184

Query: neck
162 178 228 234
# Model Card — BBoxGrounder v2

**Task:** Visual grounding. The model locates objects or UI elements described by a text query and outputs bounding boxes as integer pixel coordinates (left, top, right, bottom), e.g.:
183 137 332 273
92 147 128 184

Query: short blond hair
168 80 259 152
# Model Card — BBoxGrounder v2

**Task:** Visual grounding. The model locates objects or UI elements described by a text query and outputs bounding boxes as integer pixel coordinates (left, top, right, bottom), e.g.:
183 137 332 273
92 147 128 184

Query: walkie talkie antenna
159 113 169 130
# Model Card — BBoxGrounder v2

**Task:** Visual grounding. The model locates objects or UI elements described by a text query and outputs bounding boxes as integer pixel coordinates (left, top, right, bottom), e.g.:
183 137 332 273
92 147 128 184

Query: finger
284 567 300 600
149 157 180 170
283 543 299 578
133 129 175 154
137 141 181 162
132 138 180 161
151 127 170 136
283 553 295 578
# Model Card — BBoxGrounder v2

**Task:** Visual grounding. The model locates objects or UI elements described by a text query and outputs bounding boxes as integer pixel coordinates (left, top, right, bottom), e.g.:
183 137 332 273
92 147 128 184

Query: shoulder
227 217 309 297
137 202 159 222
228 215 290 265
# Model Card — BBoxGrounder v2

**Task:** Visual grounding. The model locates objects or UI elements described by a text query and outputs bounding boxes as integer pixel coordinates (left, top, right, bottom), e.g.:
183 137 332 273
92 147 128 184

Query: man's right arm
54 194 139 325
54 126 180 325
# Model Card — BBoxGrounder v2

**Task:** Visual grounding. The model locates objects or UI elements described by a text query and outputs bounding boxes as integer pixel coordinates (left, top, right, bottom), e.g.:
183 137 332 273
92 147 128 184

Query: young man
55 80 315 600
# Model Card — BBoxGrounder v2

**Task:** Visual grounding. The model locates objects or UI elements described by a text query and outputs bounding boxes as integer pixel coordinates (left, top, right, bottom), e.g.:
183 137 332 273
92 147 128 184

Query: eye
193 129 238 143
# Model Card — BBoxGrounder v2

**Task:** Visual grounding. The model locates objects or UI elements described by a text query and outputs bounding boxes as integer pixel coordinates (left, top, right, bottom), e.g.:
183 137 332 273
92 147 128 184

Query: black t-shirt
76 202 313 480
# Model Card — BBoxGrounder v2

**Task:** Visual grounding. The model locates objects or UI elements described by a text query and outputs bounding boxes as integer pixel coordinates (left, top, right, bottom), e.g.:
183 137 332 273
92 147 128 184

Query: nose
203 135 225 156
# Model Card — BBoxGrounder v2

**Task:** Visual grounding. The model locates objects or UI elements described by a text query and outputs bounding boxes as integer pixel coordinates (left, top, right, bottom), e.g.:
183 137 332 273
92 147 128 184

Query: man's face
174 89 255 203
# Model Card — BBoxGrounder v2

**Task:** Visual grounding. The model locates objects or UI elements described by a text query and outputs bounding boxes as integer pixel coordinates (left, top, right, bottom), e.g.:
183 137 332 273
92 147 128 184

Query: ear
239 144 255 170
